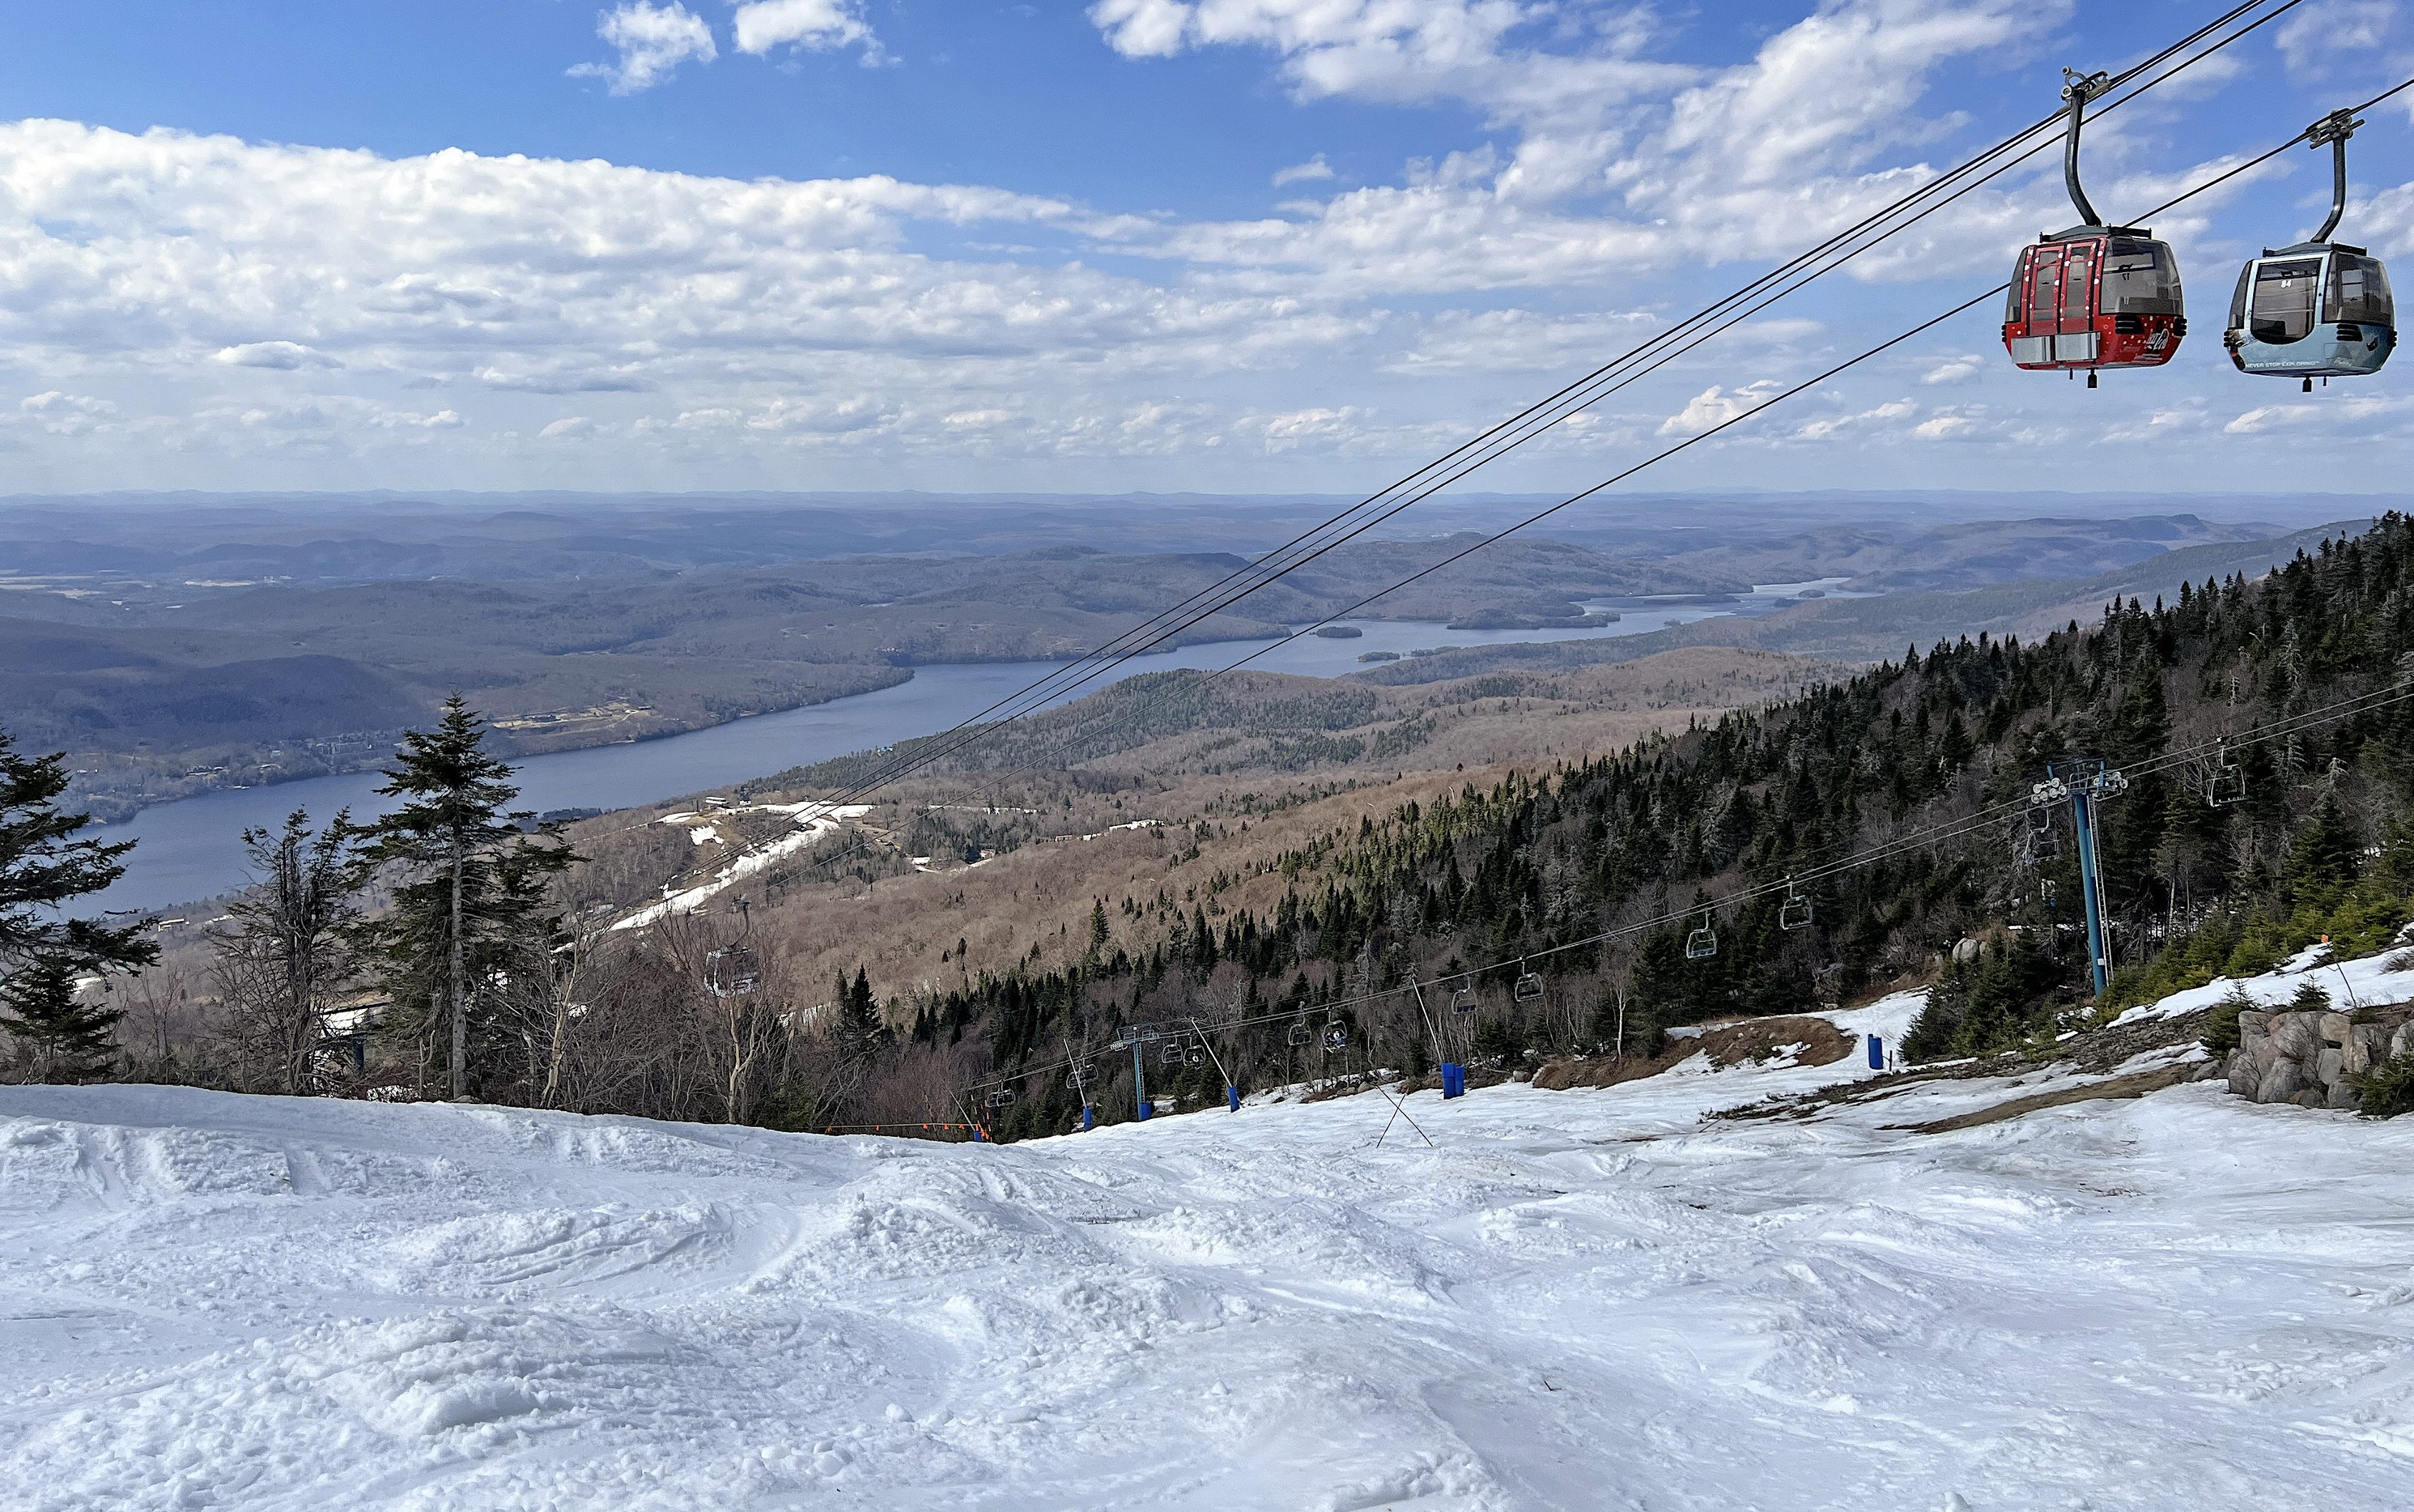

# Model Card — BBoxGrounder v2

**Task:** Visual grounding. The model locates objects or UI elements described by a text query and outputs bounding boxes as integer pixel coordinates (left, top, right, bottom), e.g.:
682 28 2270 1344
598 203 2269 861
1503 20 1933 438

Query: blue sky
1 0 2409 497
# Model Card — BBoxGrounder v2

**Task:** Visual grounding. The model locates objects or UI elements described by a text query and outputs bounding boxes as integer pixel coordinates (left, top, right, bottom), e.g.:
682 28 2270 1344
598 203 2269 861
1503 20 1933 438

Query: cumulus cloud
214 340 341 369
1272 153 1335 186
539 416 594 439
570 2 719 94
2276 0 2397 78
1658 381 1782 437
1921 354 1982 384
731 0 883 61
370 408 465 429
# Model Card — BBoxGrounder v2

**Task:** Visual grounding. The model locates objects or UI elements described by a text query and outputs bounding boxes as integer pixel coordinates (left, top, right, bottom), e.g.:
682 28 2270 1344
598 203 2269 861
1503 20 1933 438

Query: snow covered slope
4 993 2413 1511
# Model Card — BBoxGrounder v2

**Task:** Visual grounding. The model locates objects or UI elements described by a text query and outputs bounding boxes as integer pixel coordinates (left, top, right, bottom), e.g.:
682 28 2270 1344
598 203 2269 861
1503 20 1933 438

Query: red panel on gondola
2003 232 2186 372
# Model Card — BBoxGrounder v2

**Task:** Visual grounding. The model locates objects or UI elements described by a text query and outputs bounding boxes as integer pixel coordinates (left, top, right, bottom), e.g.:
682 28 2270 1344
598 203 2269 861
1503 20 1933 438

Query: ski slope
4 993 2413 1511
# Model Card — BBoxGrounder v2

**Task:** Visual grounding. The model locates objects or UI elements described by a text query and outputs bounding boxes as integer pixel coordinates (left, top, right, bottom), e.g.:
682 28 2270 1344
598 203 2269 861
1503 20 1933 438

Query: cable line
756 1 2307 822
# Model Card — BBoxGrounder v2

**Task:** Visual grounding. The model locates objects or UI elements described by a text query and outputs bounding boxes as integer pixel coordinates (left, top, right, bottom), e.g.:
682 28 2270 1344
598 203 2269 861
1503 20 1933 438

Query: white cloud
213 340 340 369
2277 1 2397 78
571 2 720 94
1794 397 1914 441
539 416 594 439
1658 380 1782 437
370 408 465 429
16 390 117 435
1921 354 1981 384
731 0 883 61
1272 153 1335 186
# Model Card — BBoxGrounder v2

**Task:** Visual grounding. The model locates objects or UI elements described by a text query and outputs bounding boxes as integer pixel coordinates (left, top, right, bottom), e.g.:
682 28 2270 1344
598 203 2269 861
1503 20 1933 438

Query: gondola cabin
2004 229 2185 377
2225 245 2394 384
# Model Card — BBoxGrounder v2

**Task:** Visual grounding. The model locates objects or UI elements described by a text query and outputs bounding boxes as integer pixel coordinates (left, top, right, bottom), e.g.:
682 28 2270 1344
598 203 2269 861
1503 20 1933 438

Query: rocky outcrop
2227 1000 2413 1110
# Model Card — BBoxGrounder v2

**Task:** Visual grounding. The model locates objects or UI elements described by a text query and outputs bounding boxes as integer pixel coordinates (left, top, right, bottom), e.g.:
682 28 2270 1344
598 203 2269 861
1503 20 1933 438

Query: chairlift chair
704 944 761 1000
2227 110 2395 389
1159 1041 1184 1068
1511 964 1544 1004
1186 1045 1206 1068
1322 1022 1348 1053
985 1088 1015 1110
2027 805 2061 862
1286 1020 1312 1048
1684 912 1718 961
2207 744 2247 808
1778 877 1813 931
2003 71 2185 386
1449 985 1477 1015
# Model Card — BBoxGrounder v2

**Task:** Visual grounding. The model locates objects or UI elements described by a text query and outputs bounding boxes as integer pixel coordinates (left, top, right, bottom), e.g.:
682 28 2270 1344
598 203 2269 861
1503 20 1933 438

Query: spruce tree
0 727 156 1077
349 698 575 1100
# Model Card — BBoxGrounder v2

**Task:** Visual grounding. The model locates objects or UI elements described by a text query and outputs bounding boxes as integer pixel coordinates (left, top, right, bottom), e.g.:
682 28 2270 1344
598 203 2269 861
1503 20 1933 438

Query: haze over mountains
4 490 2385 827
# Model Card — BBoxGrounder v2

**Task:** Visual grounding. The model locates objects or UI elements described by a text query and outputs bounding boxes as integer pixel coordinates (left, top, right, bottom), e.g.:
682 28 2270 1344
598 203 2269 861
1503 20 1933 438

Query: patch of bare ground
1709 1005 2219 1125
1889 1063 2204 1134
1532 1014 1849 1090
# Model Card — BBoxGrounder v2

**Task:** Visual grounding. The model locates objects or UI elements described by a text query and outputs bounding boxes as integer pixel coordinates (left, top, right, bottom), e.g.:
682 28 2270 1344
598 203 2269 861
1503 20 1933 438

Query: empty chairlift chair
2227 109 2394 390
1511 963 1544 1004
1685 913 1718 961
2027 805 2061 863
2207 743 2247 807
1286 1019 1312 1048
1779 877 1813 931
1450 985 1478 1015
2004 71 2185 386
704 944 760 1000
985 1088 1015 1110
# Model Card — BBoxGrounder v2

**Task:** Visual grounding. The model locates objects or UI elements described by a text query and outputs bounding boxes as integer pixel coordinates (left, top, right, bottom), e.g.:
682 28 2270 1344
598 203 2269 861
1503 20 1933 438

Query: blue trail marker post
1867 1035 1884 1070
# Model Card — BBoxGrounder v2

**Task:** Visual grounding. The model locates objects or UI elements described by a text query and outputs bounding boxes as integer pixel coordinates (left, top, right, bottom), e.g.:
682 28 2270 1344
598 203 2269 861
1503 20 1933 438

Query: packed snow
5 989 2414 1510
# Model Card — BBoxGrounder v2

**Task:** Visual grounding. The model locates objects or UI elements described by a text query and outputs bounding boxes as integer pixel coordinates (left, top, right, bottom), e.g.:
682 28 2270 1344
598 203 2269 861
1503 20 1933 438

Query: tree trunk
449 830 466 1100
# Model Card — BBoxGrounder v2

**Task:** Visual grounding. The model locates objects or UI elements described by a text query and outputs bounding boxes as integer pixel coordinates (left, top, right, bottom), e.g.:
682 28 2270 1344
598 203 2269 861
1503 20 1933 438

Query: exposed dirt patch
1889 1063 2202 1134
1533 1013 1851 1090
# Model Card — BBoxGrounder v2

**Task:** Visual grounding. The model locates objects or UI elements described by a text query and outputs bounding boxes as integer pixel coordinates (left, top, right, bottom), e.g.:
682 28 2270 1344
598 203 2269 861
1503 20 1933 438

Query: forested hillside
873 515 2414 1138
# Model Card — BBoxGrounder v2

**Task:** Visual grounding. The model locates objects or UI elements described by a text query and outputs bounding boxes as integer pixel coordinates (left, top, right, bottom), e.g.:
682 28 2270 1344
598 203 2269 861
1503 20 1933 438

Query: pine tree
0 958 124 1080
349 698 575 1100
0 727 155 1077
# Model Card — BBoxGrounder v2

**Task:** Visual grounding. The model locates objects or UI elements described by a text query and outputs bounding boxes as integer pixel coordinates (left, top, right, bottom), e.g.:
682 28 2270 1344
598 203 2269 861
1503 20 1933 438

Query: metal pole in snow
1131 1040 1150 1121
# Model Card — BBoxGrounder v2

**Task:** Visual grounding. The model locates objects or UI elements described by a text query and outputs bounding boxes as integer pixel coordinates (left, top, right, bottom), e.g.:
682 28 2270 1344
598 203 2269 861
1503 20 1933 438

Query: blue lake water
86 601 1761 912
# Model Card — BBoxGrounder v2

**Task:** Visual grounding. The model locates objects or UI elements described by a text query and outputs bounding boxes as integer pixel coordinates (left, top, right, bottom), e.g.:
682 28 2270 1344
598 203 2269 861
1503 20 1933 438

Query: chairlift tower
1112 1022 1161 1121
2037 760 2128 999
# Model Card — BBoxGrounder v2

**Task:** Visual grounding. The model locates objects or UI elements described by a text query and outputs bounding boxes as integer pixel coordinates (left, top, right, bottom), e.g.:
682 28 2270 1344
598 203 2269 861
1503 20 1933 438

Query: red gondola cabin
2004 229 2185 374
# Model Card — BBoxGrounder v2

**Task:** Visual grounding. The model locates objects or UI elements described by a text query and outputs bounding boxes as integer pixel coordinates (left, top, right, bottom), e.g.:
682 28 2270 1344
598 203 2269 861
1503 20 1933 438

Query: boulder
2394 1020 2414 1060
2256 1060 2305 1105
2294 1088 2330 1109
2238 1010 2271 1040
2315 1048 2347 1088
2348 1023 2388 1077
2319 1011 2354 1045
2272 1013 2323 1062
2329 1080 2361 1111
2227 1050 2264 1098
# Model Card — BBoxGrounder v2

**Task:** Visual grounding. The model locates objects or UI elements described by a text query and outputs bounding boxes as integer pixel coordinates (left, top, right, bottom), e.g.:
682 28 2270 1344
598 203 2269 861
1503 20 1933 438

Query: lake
84 600 1759 912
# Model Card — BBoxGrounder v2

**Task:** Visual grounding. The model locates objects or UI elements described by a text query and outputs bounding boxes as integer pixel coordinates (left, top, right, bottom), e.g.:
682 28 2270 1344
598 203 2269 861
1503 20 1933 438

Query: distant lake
85 602 1750 912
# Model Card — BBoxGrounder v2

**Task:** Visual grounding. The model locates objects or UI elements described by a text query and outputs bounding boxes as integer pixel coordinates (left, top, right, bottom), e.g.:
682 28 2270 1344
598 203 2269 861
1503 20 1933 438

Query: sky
1 0 2410 498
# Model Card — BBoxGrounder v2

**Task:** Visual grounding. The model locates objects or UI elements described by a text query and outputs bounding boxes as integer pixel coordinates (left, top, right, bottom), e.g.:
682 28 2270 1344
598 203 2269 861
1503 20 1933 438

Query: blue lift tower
2035 760 2129 1000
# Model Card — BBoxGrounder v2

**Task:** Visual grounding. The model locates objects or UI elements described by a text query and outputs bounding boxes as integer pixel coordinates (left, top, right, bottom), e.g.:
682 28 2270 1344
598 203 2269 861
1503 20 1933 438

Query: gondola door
2008 244 2065 367
2055 242 2097 368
